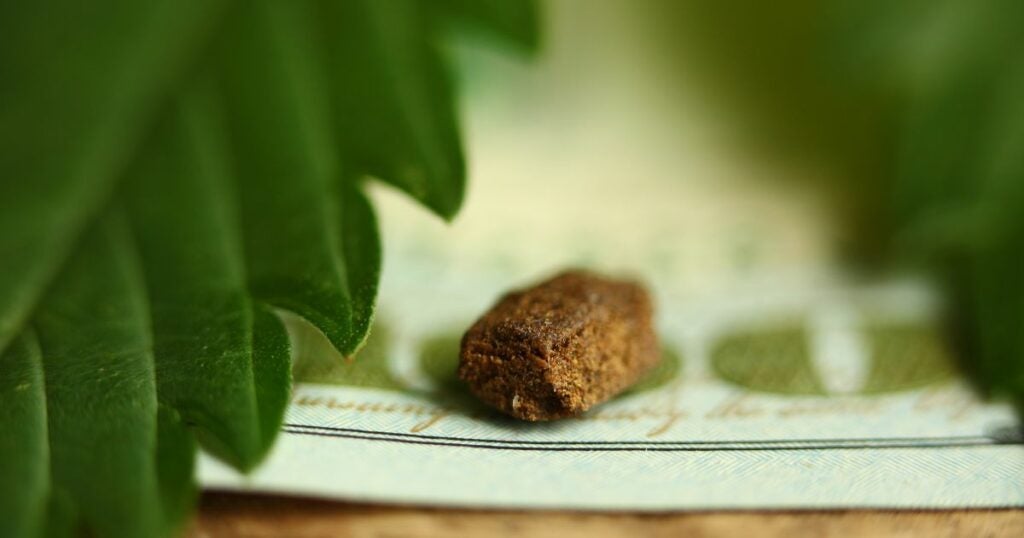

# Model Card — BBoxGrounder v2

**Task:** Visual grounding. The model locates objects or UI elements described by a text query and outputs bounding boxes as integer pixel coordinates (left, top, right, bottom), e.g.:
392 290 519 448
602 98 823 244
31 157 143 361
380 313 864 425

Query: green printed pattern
712 328 824 395
298 319 954 399
711 322 956 396
862 324 957 394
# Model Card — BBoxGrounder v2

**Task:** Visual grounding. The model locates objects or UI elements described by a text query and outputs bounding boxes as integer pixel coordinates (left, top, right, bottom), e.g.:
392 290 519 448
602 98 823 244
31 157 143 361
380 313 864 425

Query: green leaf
216 0 380 356
800 1 1024 410
0 1 537 536
319 0 466 219
334 184 383 350
32 212 190 537
154 405 198 537
0 333 48 538
430 0 541 52
938 60 1024 409
124 87 290 471
0 1 226 356
960 245 1024 404
885 78 996 256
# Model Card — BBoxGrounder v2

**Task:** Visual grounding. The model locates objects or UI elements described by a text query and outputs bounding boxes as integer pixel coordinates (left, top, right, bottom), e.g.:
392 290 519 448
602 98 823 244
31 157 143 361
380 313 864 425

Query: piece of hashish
458 270 659 421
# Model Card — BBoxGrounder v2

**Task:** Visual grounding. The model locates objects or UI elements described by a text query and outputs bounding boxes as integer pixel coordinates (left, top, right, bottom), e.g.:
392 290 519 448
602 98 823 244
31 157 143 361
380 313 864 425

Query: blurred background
374 0 1024 406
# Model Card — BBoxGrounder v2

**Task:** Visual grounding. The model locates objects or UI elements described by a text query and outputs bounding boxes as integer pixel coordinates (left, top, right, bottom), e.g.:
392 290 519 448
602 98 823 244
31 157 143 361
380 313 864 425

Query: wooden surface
193 493 1024 537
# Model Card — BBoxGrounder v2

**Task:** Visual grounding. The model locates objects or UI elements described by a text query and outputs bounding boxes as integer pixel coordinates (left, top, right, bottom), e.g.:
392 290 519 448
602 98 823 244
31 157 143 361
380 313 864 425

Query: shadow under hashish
414 328 683 431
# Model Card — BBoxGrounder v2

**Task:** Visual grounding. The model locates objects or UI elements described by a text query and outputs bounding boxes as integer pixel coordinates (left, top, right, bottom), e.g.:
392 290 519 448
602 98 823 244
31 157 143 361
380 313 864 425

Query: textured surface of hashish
459 270 659 420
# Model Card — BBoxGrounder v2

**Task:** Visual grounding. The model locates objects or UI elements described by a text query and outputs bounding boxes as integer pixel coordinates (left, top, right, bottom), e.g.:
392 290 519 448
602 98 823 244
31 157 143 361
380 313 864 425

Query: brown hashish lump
458 270 659 421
